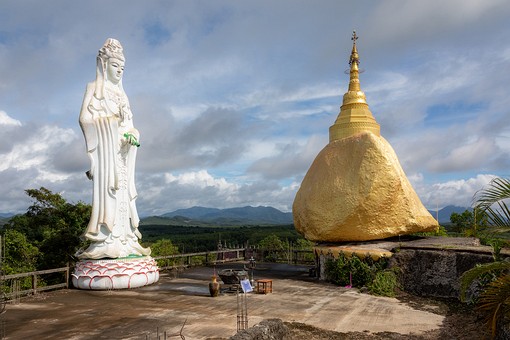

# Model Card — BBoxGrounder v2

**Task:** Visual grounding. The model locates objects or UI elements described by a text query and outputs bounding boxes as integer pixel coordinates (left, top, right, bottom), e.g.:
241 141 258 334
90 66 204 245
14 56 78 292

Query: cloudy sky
1 1 510 216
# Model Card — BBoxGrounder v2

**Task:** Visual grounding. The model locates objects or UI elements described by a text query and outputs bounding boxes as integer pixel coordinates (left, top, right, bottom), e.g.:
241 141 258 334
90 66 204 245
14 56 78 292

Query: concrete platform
3 262 445 339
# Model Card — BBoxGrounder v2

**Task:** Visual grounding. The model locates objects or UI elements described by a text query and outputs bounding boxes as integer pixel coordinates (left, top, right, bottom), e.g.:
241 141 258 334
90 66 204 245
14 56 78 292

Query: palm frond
475 177 510 211
474 178 510 230
478 274 510 337
459 261 510 302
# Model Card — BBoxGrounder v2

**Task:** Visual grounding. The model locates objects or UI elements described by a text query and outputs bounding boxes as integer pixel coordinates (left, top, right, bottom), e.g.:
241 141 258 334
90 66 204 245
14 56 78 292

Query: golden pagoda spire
329 31 380 142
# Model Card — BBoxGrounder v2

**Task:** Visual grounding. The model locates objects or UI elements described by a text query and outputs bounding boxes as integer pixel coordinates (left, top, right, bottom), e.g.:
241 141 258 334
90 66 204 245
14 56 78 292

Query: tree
1 229 39 275
259 234 287 262
450 208 488 236
150 239 179 268
151 239 179 256
460 177 510 337
450 210 475 233
4 187 91 269
259 234 286 251
294 238 314 250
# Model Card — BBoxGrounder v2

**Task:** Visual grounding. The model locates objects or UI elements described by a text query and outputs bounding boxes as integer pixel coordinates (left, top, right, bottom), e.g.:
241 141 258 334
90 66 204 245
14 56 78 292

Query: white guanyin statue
76 38 151 259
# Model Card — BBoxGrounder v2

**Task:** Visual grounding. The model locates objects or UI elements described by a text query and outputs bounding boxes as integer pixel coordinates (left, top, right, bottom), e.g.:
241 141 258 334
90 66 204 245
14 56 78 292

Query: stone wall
315 237 506 300
389 248 494 299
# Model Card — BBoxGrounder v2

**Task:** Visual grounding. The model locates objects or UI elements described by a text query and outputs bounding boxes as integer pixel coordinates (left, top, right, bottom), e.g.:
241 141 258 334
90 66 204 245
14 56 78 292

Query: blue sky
1 1 510 216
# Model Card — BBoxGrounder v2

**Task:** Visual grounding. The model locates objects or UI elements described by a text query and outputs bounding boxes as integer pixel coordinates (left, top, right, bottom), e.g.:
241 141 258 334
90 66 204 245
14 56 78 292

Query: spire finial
329 31 380 142
349 31 360 66
351 30 358 44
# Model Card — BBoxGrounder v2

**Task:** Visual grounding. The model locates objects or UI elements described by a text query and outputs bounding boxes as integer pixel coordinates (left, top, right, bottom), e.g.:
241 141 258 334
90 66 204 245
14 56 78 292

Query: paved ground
3 262 448 339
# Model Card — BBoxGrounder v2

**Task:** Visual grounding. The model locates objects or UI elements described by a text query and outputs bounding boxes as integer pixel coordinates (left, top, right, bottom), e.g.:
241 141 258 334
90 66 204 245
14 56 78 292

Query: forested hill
146 206 293 226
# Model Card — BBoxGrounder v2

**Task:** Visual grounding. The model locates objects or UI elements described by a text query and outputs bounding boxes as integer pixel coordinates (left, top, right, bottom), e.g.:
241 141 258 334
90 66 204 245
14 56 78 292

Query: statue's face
106 58 125 84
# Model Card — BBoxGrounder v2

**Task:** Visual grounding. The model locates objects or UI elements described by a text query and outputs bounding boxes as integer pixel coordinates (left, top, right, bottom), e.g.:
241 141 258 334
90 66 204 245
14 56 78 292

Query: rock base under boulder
315 236 507 299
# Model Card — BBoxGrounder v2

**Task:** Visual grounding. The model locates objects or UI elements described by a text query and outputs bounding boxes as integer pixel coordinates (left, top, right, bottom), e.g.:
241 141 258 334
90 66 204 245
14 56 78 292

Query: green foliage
486 238 506 261
450 210 472 232
324 253 394 296
475 177 510 230
150 239 179 268
1 229 39 275
3 187 91 270
259 234 287 262
457 177 510 336
259 234 286 251
449 208 489 237
140 223 301 253
151 239 179 256
478 274 510 338
367 268 400 297
294 238 315 250
460 261 510 302
413 225 448 237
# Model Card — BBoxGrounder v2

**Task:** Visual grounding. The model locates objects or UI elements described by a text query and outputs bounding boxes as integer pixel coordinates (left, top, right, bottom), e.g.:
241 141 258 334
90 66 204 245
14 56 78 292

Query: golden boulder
293 131 438 242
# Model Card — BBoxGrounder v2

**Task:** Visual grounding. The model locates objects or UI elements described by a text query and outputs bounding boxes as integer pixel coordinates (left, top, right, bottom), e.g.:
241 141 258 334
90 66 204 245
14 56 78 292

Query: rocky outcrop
389 248 494 299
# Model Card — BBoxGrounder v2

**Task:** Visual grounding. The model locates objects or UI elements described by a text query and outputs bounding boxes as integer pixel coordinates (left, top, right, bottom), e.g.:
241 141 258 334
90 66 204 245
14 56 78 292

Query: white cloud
0 111 21 126
0 125 75 171
165 170 238 192
414 174 496 210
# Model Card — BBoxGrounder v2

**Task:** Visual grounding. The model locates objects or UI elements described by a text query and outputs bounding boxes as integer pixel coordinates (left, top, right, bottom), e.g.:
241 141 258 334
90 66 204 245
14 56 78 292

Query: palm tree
460 177 510 338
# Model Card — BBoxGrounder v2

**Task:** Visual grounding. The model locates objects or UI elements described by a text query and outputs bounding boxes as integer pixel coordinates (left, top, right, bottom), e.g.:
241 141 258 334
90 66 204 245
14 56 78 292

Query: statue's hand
123 133 140 147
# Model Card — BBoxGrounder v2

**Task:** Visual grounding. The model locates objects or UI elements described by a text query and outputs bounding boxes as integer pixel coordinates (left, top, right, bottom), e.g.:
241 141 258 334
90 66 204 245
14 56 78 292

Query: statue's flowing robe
78 82 146 258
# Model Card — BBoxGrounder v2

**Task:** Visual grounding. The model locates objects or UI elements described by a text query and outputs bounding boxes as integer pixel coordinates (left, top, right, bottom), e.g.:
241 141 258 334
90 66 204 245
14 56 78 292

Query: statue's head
99 38 125 62
97 38 125 85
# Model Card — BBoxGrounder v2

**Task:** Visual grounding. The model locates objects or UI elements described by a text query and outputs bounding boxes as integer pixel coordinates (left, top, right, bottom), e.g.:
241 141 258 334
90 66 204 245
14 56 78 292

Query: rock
389 247 494 299
293 131 438 242
230 319 288 340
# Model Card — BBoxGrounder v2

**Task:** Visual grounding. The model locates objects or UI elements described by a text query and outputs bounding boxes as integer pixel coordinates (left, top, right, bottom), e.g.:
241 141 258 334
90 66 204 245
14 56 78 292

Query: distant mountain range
155 204 469 226
0 204 470 227
428 205 471 224
156 205 293 226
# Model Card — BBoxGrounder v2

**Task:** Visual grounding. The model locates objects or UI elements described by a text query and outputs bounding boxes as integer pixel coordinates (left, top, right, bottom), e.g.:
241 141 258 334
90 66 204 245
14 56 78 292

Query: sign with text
240 279 253 293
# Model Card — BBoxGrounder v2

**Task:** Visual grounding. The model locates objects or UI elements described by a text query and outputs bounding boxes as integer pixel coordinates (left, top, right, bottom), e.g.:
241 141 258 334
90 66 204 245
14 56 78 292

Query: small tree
259 234 286 262
151 239 179 268
1 229 39 275
4 187 91 269
450 208 488 236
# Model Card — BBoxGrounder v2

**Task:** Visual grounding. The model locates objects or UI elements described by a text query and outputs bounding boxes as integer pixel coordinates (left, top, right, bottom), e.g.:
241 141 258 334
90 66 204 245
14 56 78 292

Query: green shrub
368 268 400 297
324 253 397 297
324 252 350 286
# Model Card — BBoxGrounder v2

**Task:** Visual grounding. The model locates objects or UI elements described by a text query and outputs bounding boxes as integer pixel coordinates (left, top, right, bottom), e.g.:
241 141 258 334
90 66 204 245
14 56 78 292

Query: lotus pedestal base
72 257 159 290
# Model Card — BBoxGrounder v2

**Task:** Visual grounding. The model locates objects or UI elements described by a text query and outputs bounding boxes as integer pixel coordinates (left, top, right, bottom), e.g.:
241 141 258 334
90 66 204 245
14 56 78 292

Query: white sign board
240 279 253 293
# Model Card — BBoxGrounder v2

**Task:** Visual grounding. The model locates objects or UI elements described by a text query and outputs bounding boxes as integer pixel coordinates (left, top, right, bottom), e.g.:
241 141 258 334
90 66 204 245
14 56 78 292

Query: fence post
65 266 69 289
32 273 37 295
205 252 209 265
